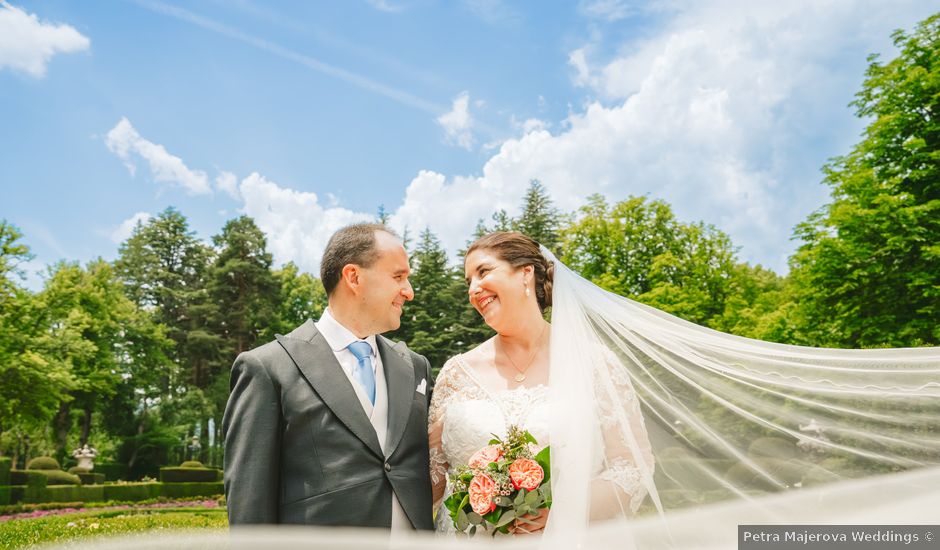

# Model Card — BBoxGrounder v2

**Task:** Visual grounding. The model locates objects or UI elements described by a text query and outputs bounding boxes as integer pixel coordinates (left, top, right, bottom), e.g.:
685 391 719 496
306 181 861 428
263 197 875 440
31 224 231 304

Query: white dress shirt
315 308 383 413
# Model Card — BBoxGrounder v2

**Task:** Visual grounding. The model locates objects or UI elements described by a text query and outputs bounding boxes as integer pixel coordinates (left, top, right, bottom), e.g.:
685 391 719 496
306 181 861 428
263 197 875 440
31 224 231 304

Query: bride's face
464 248 532 330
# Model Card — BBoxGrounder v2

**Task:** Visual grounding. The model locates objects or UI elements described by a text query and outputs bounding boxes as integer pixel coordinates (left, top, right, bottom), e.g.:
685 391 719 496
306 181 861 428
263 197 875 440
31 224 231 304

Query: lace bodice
429 354 653 533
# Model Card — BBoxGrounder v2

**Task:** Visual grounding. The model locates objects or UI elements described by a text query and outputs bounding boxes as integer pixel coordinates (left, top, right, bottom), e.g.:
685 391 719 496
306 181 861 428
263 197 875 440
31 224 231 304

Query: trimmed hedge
0 485 10 506
159 467 220 483
77 472 106 485
67 466 90 474
180 460 204 468
26 456 61 470
102 482 162 501
161 482 224 499
0 456 11 485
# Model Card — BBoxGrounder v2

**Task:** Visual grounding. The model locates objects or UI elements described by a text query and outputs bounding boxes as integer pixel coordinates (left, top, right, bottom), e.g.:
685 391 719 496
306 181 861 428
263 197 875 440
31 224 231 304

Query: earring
525 286 531 297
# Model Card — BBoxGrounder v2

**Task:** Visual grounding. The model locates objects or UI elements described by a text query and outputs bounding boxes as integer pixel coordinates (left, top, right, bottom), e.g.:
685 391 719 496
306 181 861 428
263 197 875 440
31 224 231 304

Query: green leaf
467 512 483 525
534 446 551 482
456 509 469 531
495 509 516 528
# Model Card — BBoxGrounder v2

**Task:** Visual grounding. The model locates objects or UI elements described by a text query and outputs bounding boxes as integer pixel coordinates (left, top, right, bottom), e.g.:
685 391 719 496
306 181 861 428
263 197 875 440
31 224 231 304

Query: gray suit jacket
222 320 435 529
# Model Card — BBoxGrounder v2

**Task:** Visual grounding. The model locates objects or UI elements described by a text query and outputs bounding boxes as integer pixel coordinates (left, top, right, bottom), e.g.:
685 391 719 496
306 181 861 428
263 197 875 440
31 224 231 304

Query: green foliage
561 195 741 328
0 457 11 485
75 473 105 486
34 471 80 487
0 508 227 549
511 180 563 253
25 457 59 471
102 482 162 502
789 14 940 348
271 262 326 335
92 462 128 482
159 482 224 499
159 467 219 483
179 461 204 468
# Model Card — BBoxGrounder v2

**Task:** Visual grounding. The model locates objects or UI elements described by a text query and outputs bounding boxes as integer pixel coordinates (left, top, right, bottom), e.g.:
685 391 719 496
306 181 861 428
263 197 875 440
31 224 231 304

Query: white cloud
105 117 212 195
391 0 935 273
437 91 475 150
237 173 374 275
111 212 152 244
0 2 89 78
215 171 240 200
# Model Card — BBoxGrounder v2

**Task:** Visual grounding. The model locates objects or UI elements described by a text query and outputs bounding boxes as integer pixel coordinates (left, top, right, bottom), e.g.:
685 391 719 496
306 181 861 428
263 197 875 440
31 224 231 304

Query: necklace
500 324 547 383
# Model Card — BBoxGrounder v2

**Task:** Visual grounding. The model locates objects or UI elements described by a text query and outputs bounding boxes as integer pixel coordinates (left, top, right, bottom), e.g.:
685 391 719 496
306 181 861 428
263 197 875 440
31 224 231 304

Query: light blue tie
347 341 376 405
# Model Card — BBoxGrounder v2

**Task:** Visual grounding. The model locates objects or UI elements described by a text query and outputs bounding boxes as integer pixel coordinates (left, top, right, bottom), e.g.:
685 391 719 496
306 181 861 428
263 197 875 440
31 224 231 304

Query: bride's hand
509 508 549 535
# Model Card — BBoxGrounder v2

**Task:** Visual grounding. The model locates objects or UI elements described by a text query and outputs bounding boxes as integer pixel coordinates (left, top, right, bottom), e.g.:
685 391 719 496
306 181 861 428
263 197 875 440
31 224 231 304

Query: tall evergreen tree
789 14 940 347
512 179 562 252
208 215 279 366
114 207 219 388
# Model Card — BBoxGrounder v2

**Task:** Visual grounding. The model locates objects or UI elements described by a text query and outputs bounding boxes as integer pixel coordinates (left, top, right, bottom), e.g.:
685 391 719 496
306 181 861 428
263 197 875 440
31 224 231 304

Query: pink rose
508 458 544 491
468 444 504 468
468 473 497 515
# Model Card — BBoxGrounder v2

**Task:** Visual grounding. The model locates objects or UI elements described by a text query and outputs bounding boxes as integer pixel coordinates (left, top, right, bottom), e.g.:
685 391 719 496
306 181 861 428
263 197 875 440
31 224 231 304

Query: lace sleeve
429 357 458 508
591 352 655 517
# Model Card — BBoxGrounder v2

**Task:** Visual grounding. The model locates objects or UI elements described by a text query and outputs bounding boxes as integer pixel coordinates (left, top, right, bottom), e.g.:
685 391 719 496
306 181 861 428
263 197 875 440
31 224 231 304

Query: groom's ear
340 264 363 294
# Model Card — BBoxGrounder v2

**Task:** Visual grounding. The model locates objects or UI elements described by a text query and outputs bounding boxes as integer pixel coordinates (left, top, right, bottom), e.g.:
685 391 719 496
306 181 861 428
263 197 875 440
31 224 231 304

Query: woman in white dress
428 232 655 536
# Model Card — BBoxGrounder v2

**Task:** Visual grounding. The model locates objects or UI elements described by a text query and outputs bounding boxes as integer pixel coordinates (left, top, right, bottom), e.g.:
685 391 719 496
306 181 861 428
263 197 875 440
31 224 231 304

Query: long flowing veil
542 246 940 544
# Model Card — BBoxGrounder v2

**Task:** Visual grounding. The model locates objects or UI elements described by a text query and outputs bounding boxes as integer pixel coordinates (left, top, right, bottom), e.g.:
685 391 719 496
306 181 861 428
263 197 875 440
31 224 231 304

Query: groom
222 223 435 529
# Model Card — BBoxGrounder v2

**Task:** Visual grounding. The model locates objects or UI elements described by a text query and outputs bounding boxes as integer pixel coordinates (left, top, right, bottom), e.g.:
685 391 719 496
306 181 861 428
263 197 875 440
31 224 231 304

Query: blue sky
1 0 936 288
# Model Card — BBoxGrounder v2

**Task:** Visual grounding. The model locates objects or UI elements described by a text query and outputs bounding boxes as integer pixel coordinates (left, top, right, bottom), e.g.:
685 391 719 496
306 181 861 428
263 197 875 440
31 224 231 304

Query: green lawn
0 507 228 549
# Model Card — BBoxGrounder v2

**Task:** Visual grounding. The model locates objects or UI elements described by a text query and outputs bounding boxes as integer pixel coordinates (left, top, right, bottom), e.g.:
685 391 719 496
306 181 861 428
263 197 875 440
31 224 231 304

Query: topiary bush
26 456 61 471
160 481 224 499
180 460 204 468
67 466 91 474
94 462 128 481
160 466 220 483
37 470 81 486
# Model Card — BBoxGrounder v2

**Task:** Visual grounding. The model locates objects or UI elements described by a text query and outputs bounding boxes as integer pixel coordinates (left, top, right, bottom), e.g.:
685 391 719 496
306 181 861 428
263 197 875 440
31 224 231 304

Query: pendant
515 373 526 383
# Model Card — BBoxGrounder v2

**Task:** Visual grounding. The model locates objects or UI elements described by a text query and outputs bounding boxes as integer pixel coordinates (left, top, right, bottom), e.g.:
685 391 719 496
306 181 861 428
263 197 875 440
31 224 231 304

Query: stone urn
72 444 99 471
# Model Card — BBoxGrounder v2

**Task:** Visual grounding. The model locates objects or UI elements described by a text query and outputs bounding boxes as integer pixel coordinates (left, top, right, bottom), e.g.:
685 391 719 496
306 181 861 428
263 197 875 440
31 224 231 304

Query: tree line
0 13 936 478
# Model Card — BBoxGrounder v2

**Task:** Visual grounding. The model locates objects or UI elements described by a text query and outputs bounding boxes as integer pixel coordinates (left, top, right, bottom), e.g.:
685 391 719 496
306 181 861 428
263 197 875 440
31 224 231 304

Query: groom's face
357 231 414 334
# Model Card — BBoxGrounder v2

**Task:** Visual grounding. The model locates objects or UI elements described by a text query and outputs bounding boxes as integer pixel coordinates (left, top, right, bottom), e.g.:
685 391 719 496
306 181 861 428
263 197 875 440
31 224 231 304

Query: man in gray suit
222 223 434 529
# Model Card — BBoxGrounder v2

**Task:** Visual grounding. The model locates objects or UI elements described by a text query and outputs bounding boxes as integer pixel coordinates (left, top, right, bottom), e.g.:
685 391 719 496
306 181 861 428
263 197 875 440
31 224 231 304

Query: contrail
131 0 447 115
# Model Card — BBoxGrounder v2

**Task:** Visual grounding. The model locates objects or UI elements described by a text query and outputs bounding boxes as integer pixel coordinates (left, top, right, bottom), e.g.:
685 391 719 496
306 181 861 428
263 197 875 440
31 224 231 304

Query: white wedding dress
428 353 654 534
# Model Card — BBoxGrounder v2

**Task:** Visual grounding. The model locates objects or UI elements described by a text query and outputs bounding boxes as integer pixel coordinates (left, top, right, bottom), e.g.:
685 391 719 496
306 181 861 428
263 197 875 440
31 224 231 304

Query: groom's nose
402 279 415 301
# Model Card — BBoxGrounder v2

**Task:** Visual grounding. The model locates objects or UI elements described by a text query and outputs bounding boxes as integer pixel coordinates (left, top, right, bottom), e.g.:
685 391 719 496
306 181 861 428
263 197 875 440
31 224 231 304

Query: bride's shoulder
438 338 495 380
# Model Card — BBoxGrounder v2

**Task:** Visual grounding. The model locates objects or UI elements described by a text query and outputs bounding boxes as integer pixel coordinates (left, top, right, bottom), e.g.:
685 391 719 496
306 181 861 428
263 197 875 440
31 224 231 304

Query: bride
429 231 940 540
429 231 655 536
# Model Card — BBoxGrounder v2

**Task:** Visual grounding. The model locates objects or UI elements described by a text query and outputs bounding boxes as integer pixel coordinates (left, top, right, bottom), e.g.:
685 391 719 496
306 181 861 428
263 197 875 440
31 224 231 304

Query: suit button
384 462 391 472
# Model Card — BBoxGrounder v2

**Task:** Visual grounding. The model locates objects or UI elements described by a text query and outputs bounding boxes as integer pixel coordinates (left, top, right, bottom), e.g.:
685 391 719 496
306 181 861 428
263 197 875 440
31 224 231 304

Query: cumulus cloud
237 173 374 274
215 171 240 200
110 212 152 243
437 91 475 150
0 2 89 77
390 0 934 272
105 117 212 195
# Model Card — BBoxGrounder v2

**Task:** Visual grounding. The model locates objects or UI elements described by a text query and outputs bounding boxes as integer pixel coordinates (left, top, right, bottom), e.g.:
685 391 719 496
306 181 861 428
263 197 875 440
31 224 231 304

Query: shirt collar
317 308 377 356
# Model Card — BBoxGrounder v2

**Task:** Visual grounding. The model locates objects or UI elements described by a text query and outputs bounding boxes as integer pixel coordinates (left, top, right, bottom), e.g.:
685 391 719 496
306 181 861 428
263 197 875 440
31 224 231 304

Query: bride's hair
466 231 554 312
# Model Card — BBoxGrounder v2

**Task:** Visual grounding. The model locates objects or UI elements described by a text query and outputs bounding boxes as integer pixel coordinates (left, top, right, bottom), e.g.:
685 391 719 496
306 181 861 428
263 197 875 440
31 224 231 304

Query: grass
0 507 228 549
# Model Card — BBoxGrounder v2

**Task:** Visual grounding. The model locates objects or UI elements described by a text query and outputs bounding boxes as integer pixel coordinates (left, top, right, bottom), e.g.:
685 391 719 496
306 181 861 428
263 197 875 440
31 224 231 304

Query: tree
272 262 327 335
208 215 279 361
512 180 562 253
0 222 77 447
561 195 741 327
115 208 218 387
789 14 940 347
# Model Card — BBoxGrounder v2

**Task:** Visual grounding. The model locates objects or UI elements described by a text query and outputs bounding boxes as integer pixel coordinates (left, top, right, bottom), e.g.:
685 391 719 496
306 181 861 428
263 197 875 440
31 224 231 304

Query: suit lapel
379 336 414 458
276 322 383 459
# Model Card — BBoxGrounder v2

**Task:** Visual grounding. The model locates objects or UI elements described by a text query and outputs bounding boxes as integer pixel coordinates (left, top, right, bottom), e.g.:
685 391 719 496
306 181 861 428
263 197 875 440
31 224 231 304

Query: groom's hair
321 223 400 296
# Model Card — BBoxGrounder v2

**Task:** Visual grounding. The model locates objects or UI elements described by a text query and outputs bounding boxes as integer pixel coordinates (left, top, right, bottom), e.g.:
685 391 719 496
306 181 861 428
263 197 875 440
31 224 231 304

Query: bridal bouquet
444 425 551 537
